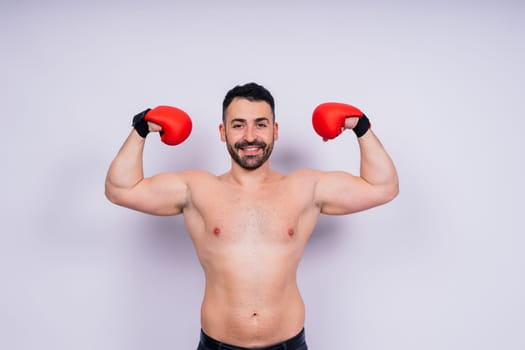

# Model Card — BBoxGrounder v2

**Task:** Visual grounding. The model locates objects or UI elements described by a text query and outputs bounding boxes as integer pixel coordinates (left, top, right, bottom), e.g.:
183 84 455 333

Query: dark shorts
197 328 308 350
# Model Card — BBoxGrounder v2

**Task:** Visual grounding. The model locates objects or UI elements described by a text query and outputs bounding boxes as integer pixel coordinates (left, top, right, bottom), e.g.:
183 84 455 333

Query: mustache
234 140 267 150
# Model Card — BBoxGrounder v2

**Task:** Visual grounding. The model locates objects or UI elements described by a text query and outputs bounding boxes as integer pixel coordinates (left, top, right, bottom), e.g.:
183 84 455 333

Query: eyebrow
230 117 271 124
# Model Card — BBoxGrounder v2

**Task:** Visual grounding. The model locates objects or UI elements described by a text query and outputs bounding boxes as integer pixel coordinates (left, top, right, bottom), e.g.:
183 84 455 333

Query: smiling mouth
240 146 261 155
235 141 265 155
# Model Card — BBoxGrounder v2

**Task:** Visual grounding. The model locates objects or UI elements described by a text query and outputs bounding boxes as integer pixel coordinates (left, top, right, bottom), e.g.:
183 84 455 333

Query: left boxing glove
132 105 192 146
312 102 370 140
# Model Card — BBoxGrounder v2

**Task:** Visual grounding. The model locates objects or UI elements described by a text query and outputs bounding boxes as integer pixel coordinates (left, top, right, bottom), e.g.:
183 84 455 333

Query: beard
226 138 274 170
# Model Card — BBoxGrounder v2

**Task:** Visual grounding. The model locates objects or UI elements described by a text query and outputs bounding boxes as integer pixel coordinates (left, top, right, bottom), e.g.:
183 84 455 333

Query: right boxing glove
132 105 192 146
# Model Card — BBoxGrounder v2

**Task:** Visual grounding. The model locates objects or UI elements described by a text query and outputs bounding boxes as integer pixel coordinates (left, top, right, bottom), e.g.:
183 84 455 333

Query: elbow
384 179 400 204
375 179 399 205
390 182 400 202
105 182 123 206
105 186 117 204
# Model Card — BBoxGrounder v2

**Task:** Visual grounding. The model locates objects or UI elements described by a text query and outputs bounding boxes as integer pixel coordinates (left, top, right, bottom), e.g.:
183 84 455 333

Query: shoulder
179 169 217 179
283 168 324 186
151 169 217 186
286 168 323 179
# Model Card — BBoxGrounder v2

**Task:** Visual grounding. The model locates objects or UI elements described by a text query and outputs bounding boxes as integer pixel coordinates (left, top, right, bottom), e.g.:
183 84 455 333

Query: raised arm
312 103 399 215
105 107 193 216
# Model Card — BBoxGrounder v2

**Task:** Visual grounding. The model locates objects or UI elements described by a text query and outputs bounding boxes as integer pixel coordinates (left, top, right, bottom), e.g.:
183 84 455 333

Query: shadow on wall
133 214 197 264
306 214 353 261
271 142 315 174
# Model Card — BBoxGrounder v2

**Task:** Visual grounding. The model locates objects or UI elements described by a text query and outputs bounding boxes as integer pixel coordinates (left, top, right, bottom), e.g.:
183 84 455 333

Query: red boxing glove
145 106 192 146
133 105 192 146
312 102 370 140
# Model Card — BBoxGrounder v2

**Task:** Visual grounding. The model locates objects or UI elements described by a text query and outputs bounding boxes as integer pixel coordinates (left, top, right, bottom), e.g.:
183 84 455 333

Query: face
220 97 278 170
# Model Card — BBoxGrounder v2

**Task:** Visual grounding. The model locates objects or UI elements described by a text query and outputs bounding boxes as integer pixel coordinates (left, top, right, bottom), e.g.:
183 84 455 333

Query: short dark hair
222 82 275 122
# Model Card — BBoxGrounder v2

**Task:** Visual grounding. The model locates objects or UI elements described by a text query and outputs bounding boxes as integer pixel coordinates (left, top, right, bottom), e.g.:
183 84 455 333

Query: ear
219 123 226 142
273 122 279 141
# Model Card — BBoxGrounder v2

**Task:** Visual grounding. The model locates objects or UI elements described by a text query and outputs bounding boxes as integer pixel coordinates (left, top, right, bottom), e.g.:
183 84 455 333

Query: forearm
105 130 146 199
357 130 399 193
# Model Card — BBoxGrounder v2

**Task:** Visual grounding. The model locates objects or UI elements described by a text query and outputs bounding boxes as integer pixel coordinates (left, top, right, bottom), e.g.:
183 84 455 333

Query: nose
244 124 256 142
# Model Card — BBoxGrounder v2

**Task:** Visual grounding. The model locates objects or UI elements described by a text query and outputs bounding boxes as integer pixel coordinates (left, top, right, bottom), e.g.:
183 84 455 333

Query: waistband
199 328 306 350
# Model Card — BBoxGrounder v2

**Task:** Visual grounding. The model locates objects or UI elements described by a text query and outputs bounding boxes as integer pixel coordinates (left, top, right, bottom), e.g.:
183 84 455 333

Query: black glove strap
353 114 371 138
132 108 151 138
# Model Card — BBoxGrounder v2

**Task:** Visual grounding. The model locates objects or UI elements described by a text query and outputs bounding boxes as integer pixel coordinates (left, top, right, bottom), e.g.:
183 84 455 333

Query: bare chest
187 180 316 243
226 195 290 233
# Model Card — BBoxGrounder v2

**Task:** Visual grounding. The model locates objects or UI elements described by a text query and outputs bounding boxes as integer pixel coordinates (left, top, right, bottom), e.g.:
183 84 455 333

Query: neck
225 161 277 187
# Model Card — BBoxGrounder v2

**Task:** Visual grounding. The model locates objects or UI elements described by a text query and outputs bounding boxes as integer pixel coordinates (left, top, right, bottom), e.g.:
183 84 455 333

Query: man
105 82 399 350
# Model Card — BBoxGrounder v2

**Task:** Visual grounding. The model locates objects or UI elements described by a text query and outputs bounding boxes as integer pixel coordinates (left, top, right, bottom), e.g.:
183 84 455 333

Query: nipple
288 228 295 237
213 227 221 236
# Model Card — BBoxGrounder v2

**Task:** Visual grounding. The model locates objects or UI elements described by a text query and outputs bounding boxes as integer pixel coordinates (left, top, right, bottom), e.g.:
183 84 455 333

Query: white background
2 0 524 349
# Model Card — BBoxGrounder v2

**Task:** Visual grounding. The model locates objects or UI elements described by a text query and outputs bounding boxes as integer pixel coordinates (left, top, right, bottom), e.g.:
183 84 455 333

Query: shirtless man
105 82 399 350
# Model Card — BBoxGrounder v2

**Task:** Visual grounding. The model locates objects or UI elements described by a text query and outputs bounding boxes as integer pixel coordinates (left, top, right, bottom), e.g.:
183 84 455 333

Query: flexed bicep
109 172 189 216
315 171 388 215
105 105 194 216
310 102 398 215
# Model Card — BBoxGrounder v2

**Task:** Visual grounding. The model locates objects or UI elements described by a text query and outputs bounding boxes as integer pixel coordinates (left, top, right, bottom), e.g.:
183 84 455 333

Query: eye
257 122 268 128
